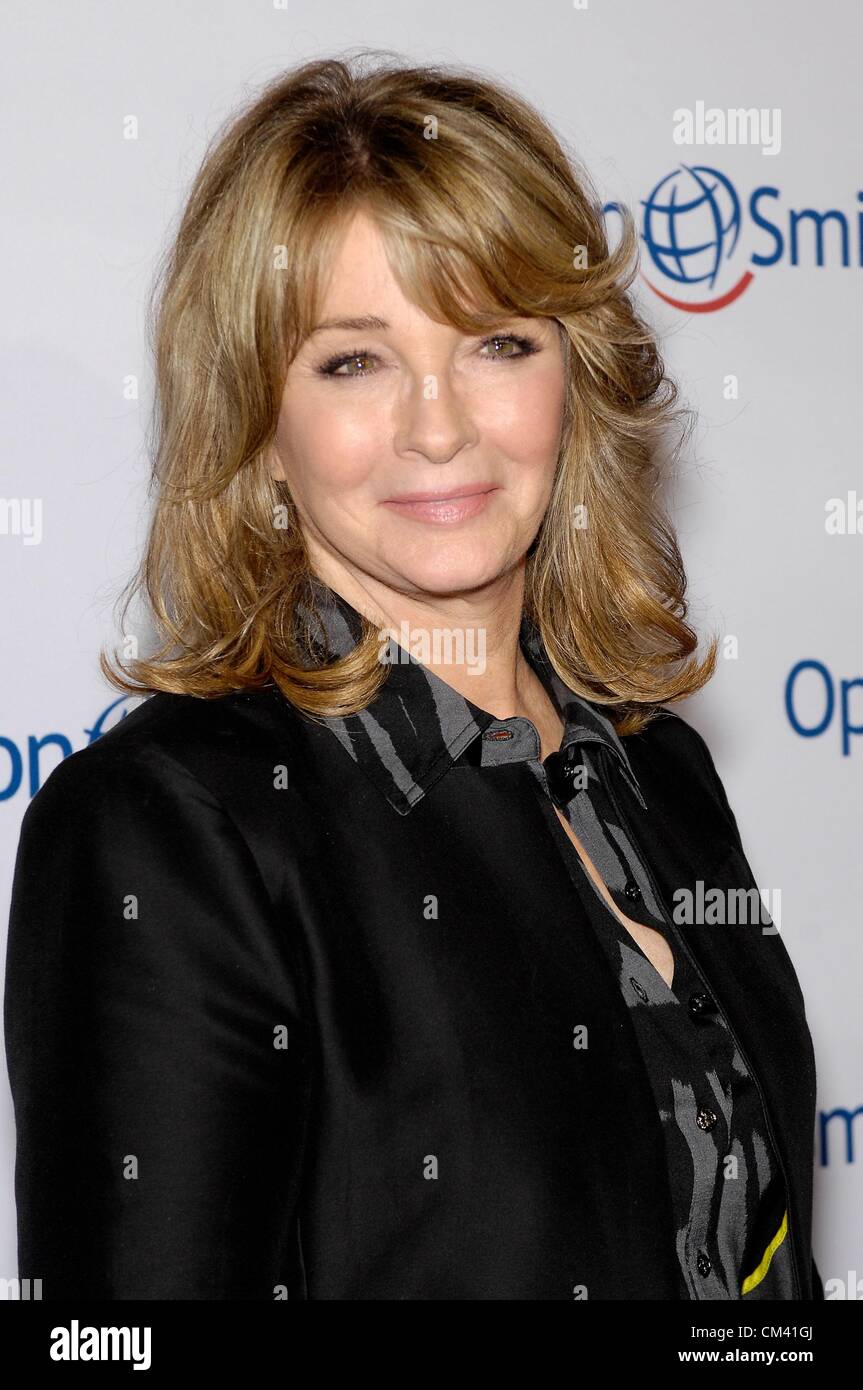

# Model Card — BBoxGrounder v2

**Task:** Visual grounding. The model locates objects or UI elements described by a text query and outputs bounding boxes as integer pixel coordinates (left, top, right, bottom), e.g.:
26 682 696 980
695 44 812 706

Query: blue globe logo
641 165 746 307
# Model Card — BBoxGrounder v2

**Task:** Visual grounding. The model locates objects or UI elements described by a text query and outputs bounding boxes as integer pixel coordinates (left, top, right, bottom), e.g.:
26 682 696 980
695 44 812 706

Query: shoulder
622 704 718 777
19 687 299 841
618 703 741 842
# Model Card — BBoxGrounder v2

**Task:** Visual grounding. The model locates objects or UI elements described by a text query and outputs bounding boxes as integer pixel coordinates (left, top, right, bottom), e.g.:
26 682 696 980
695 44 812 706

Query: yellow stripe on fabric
741 1210 789 1295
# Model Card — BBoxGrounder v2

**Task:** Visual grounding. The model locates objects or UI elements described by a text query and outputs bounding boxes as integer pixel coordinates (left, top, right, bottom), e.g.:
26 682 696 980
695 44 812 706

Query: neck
307 551 563 733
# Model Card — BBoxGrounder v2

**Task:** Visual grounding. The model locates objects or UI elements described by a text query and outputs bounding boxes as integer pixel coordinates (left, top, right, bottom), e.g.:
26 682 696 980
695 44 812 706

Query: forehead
307 204 561 343
316 211 396 306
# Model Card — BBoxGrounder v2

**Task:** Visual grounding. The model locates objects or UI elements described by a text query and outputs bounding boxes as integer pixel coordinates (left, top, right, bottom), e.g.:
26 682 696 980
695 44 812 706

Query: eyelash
315 333 541 379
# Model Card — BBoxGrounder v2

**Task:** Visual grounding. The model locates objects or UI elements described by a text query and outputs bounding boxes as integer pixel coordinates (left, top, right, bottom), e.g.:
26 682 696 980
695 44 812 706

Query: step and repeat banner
1 0 859 1300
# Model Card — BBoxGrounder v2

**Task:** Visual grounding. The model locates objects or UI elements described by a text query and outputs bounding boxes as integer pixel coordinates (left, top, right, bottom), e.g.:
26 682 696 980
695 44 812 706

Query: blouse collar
292 574 647 816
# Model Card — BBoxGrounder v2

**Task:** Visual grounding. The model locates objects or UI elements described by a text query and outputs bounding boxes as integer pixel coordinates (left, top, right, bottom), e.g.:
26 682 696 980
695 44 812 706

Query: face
268 208 567 600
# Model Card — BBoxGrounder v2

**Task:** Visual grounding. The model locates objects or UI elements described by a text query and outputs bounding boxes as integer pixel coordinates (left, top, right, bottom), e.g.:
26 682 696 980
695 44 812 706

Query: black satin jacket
4 585 821 1300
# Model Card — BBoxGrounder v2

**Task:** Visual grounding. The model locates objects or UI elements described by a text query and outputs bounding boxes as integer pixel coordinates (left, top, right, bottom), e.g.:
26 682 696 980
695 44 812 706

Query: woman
4 53 821 1301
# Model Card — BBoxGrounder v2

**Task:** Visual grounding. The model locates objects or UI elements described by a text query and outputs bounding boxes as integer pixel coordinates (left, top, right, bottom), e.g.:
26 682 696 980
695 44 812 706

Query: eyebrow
305 312 543 341
308 315 390 336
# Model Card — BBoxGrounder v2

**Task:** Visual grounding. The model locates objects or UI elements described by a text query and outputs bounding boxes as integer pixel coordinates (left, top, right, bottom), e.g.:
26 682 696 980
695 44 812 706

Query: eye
316 349 379 378
479 333 540 361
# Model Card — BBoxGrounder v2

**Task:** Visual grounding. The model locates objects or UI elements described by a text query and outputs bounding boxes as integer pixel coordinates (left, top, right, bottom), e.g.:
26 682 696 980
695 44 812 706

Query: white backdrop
1 0 860 1298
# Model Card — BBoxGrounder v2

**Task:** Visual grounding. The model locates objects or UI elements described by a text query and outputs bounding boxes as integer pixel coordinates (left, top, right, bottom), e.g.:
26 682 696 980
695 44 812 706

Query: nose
392 373 479 466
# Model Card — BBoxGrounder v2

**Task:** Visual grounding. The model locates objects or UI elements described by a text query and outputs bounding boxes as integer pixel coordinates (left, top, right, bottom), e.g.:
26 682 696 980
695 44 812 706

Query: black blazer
4 647 821 1300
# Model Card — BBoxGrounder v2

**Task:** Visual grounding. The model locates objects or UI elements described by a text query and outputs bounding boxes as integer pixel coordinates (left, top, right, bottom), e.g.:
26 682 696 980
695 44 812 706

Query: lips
384 483 498 503
382 487 499 525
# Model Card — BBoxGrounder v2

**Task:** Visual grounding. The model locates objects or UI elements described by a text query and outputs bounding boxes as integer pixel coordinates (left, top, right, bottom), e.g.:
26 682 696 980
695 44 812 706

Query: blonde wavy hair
101 49 717 737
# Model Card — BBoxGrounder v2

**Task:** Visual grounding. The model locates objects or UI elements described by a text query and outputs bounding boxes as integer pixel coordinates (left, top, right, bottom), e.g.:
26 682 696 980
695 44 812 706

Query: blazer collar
293 574 647 817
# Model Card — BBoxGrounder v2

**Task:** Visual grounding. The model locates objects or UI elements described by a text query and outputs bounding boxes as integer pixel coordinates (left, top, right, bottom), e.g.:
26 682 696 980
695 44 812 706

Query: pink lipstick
383 484 499 525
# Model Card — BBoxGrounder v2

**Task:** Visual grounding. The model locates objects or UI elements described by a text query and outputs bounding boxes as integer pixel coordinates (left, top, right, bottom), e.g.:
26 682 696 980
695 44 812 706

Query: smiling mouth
384 483 498 503
382 488 499 524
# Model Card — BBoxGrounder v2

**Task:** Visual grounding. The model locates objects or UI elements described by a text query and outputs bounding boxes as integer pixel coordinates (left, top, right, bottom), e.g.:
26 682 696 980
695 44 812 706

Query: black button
623 879 641 901
696 1106 717 1132
696 1250 712 1277
688 991 716 1019
544 749 582 808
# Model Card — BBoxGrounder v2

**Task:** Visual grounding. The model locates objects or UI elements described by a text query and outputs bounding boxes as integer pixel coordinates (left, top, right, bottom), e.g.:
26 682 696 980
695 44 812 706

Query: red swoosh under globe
642 269 754 312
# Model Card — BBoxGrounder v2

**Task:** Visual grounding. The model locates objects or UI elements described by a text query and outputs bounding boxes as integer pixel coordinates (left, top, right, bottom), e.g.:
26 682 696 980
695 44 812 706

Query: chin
382 552 518 600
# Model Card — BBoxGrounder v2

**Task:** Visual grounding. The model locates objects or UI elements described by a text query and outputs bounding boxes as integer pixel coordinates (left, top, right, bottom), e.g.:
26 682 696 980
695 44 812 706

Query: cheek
277 392 382 494
479 366 566 462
